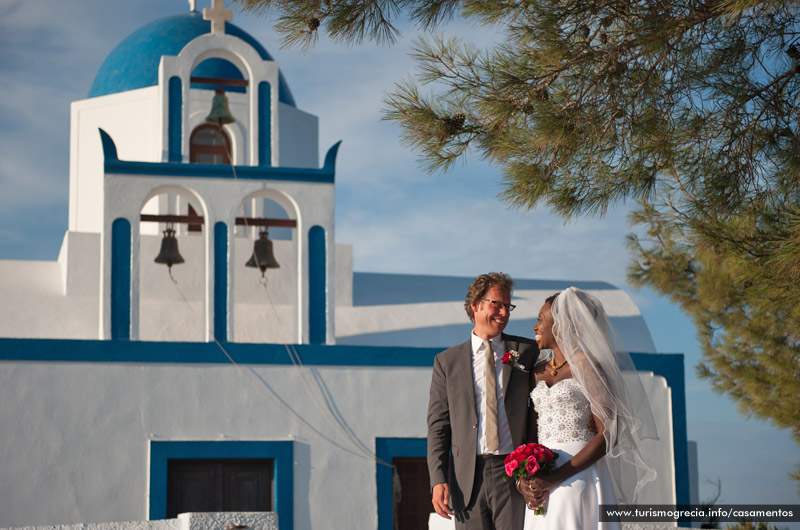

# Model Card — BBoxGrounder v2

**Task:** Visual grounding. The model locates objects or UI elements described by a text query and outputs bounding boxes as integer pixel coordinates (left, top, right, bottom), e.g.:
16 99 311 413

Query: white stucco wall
336 283 658 353
0 360 429 528
0 356 676 529
70 87 162 234
277 104 319 169
0 231 99 339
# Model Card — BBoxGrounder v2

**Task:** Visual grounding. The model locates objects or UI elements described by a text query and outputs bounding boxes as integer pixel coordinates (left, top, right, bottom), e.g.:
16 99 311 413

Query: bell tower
65 1 338 345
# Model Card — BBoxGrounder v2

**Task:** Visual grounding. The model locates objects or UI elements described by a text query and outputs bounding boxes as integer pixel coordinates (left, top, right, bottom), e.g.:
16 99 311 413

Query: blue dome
88 11 296 106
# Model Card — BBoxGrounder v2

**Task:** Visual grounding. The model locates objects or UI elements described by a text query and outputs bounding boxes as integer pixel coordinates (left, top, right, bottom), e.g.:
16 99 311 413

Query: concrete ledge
1 512 278 530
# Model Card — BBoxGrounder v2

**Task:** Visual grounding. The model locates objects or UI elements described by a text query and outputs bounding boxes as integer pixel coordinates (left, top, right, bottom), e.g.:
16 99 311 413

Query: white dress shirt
470 333 514 455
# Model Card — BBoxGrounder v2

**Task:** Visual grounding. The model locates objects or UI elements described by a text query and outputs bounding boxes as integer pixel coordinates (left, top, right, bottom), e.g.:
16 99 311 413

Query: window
166 458 273 518
190 124 231 165
376 438 431 530
393 457 433 530
150 441 293 529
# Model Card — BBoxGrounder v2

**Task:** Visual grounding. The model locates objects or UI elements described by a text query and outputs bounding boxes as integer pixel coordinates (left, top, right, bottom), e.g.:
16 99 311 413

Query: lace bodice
531 378 594 444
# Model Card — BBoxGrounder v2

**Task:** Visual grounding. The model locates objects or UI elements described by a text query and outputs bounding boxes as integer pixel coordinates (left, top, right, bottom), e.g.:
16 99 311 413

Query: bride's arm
527 414 606 494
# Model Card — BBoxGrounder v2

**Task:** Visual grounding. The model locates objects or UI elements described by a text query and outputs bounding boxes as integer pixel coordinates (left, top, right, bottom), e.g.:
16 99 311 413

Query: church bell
246 230 280 277
205 88 236 125
154 227 185 271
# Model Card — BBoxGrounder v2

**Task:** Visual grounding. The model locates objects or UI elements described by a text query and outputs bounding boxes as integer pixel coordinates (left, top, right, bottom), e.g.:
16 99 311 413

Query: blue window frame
376 437 427 530
150 440 293 530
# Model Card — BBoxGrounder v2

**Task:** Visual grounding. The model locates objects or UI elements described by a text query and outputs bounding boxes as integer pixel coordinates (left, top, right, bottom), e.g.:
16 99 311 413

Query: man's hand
432 483 454 519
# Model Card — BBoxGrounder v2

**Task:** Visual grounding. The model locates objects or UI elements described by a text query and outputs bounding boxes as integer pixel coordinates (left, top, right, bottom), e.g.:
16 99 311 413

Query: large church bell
246 230 280 277
205 88 236 126
154 227 185 272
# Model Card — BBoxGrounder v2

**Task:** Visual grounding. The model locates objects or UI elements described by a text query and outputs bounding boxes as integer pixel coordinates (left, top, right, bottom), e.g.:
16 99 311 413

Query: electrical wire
161 118 392 468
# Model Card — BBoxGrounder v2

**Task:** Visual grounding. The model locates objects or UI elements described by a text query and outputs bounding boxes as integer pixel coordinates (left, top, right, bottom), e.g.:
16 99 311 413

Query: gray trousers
455 455 525 530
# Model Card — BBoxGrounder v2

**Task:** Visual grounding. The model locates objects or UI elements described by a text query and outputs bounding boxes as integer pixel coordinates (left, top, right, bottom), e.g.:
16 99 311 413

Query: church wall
0 353 431 529
334 243 354 307
277 104 319 169
0 342 682 529
336 284 658 353
0 232 100 339
70 88 162 233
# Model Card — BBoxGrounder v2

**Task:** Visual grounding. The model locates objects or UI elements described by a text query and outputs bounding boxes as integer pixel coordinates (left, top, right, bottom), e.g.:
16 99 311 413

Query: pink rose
525 460 540 475
504 458 520 477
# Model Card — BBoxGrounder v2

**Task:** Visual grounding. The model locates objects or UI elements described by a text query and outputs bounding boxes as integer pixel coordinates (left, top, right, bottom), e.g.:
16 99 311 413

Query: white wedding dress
523 378 621 530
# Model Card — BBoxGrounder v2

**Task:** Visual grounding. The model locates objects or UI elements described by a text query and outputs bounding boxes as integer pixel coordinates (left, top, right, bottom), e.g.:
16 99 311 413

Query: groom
427 272 539 530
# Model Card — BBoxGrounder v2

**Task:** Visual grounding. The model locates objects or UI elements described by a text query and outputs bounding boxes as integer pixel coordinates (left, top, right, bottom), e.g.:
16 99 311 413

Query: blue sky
1 0 797 517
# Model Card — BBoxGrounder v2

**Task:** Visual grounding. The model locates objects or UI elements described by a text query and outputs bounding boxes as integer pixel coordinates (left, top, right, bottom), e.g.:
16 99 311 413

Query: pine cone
442 113 466 135
307 17 321 31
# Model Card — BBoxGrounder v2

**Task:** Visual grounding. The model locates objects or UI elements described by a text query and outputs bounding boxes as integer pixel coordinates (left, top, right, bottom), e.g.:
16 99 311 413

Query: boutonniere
502 350 529 373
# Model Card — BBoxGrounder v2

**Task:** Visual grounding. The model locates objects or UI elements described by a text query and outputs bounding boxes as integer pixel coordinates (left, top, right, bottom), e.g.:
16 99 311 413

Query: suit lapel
456 340 478 422
501 336 516 390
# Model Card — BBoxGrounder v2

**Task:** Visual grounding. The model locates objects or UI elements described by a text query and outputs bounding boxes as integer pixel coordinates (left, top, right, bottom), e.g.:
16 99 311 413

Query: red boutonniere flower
502 350 529 372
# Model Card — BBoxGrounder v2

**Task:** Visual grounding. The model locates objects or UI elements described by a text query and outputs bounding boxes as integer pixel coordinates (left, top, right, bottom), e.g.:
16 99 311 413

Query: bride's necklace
550 355 568 376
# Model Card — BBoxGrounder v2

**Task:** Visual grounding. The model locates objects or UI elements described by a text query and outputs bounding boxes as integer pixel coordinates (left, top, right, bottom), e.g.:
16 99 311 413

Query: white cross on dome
203 0 233 34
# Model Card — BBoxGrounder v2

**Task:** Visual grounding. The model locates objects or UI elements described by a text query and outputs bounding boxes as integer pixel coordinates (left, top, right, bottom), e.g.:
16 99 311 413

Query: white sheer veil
550 287 659 504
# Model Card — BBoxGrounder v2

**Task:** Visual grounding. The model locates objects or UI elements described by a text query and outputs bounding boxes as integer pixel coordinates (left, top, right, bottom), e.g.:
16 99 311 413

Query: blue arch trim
149 440 293 529
191 58 246 93
111 218 132 340
168 77 182 162
308 226 326 344
258 81 271 167
376 438 427 530
214 222 228 342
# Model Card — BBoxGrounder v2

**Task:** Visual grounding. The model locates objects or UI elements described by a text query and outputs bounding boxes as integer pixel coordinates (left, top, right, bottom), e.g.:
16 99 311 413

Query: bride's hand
526 475 559 496
516 477 548 507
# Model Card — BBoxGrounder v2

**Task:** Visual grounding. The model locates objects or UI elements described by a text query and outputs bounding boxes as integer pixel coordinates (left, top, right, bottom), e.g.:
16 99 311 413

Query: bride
518 287 658 530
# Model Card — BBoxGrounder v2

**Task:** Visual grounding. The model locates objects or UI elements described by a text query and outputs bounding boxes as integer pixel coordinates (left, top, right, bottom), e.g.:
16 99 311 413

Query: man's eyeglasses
482 298 516 312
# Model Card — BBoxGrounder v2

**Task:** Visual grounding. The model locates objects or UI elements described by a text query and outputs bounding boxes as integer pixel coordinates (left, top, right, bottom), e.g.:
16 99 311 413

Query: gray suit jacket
427 333 538 511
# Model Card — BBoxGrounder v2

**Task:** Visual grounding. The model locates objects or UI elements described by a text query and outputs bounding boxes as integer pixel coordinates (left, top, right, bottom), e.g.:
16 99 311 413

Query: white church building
0 2 694 530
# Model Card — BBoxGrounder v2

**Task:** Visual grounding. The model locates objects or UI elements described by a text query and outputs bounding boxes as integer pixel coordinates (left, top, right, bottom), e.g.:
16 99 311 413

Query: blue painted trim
101 131 339 183
168 77 182 162
630 353 690 511
258 82 271 167
0 339 441 366
322 141 341 174
308 226 326 344
0 338 688 511
149 440 293 529
105 159 334 183
375 438 427 530
111 218 131 340
99 129 119 161
214 223 228 342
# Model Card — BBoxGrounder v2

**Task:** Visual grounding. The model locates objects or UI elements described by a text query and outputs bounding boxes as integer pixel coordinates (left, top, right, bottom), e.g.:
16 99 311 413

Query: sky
1 0 798 521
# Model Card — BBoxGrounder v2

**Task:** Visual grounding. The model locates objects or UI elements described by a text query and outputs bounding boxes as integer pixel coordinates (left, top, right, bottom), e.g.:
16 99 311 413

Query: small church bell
154 227 185 271
205 88 236 125
246 230 280 277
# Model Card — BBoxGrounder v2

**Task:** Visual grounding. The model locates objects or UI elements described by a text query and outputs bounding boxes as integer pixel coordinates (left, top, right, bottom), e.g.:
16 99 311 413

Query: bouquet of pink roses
503 443 558 515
